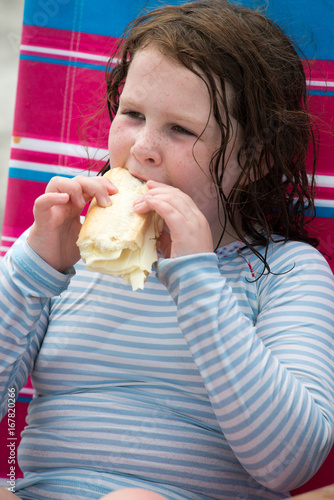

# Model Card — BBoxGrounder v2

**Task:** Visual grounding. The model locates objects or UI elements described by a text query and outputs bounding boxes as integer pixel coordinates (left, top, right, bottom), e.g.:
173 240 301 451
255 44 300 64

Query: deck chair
0 0 333 495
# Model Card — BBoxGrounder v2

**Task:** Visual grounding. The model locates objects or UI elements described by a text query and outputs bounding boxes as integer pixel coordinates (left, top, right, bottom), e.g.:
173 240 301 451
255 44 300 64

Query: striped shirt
0 234 333 500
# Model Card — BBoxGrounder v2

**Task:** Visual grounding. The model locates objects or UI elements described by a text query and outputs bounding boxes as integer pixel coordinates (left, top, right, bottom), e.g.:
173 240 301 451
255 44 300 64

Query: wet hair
101 0 319 272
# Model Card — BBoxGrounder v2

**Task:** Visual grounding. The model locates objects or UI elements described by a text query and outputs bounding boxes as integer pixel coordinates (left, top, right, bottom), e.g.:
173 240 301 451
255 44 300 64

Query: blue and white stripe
0 236 333 499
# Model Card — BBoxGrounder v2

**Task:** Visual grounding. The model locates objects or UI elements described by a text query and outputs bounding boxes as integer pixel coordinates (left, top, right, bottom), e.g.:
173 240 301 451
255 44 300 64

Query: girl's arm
138 183 334 492
0 174 117 417
156 243 334 493
27 175 117 272
0 235 73 418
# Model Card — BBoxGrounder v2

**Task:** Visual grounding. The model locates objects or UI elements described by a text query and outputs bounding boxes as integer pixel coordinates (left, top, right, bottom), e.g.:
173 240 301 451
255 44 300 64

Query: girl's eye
123 110 144 119
172 125 195 136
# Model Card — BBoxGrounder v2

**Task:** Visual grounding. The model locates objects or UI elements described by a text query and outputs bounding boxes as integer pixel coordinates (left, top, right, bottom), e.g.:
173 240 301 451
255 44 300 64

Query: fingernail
134 201 144 209
58 193 69 201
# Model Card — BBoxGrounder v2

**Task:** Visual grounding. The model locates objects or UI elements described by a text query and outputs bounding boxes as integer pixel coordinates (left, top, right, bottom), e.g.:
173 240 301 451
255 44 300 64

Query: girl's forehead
124 46 235 124
127 46 220 97
129 47 188 77
126 47 206 94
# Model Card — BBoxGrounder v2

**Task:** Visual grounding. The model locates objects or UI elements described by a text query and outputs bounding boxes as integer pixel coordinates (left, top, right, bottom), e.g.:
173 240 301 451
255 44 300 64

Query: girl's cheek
109 124 130 155
109 122 122 142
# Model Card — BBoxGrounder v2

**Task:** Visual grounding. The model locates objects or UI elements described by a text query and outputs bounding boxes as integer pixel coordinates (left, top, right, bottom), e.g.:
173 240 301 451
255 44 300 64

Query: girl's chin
157 230 172 259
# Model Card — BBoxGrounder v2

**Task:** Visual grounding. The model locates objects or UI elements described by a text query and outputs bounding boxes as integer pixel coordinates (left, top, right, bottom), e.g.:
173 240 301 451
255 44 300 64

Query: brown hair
101 0 319 271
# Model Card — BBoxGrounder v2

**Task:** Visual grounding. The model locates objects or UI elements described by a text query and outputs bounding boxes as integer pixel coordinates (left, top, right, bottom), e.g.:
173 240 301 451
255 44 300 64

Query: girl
0 0 333 499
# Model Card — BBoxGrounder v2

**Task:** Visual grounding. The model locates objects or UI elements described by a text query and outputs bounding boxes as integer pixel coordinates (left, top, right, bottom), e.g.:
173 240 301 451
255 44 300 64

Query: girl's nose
131 127 162 166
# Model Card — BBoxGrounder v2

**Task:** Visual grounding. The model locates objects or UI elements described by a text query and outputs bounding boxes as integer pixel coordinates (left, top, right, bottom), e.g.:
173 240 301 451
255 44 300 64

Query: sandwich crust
76 168 163 290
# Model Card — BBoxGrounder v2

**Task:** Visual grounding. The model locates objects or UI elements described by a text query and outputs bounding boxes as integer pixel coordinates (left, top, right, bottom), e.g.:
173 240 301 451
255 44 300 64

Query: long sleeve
156 240 334 493
0 236 74 418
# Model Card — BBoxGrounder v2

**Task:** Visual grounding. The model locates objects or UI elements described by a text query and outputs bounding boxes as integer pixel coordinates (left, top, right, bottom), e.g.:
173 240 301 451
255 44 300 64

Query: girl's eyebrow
118 95 137 108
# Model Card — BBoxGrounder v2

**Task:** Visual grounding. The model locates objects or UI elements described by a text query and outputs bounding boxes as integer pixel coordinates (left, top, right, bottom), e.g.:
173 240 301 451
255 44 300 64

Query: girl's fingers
134 186 213 257
34 192 70 212
142 194 195 235
45 175 117 208
135 187 200 220
32 193 72 226
32 175 120 232
146 180 167 189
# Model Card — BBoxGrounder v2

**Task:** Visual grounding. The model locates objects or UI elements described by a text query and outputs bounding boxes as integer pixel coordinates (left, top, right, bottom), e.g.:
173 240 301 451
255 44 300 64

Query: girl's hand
134 180 213 259
27 175 117 272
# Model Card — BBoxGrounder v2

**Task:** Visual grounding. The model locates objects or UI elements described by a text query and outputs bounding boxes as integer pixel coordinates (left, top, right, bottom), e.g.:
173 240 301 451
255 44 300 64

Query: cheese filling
80 215 158 291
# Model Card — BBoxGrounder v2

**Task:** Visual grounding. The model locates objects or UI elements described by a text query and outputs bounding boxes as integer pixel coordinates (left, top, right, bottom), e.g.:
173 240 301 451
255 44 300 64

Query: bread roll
76 167 163 290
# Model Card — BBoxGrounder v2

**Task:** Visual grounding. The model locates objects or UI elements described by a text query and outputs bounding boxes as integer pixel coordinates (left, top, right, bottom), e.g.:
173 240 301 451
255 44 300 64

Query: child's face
108 46 243 238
